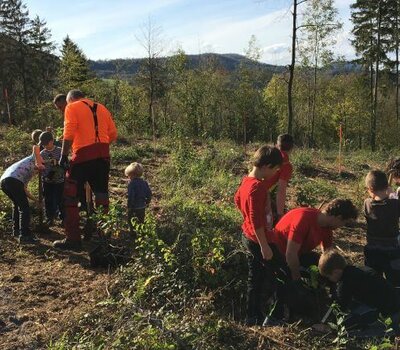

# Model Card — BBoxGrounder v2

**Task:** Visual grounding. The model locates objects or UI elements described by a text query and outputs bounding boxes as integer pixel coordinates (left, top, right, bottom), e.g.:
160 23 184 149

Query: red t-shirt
264 150 293 190
234 176 274 243
272 207 333 255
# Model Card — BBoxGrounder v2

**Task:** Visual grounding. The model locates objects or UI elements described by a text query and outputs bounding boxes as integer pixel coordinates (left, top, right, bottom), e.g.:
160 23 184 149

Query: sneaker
18 235 38 244
53 238 82 251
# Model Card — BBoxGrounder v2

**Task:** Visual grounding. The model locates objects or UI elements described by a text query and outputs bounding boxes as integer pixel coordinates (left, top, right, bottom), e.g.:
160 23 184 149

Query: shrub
296 178 338 207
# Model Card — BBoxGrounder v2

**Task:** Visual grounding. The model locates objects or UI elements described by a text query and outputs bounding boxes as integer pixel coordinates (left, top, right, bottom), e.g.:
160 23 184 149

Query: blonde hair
31 129 42 144
125 162 144 178
318 249 347 277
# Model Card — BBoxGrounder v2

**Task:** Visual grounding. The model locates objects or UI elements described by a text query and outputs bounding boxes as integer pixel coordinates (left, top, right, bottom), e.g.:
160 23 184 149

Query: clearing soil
0 227 112 350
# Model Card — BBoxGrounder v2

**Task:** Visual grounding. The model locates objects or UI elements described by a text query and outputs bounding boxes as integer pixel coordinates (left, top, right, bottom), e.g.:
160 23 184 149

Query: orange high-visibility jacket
64 98 117 154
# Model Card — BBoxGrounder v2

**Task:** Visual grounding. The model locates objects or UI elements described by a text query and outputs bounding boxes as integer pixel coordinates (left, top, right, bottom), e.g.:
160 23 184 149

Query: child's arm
276 179 288 219
127 182 134 208
286 240 301 280
265 191 273 229
145 182 152 205
33 145 45 170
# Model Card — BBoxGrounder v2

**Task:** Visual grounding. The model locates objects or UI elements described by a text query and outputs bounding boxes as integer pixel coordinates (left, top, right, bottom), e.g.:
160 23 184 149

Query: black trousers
43 182 64 221
1 177 30 236
242 235 286 322
364 245 400 287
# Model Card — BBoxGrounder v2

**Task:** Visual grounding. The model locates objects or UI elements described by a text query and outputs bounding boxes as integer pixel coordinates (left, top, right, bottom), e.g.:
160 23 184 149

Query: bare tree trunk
371 3 382 152
287 0 298 135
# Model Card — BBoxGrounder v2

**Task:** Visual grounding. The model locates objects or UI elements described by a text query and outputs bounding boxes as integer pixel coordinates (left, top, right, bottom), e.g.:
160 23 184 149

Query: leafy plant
328 303 349 349
296 178 338 207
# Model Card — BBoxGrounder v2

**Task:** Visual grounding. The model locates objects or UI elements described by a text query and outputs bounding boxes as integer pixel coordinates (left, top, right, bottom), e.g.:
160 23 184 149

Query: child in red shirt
234 145 283 326
264 134 294 226
273 199 358 281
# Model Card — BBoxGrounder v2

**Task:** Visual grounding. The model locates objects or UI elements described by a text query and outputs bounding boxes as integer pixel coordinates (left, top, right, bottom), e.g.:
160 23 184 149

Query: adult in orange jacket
54 89 117 250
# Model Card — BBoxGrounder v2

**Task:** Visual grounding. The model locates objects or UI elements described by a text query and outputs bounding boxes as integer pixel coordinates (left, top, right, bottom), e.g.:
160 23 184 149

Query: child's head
31 129 43 144
323 199 358 228
252 145 283 179
386 158 400 185
277 134 294 153
318 249 347 282
365 170 388 196
125 162 144 179
39 131 54 149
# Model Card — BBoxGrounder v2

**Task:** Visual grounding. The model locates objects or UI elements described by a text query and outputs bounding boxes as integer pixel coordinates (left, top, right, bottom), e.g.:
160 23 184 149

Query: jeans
1 177 30 236
43 182 64 221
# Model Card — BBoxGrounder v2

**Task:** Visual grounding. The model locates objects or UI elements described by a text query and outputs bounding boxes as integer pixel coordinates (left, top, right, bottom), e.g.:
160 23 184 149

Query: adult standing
53 89 117 250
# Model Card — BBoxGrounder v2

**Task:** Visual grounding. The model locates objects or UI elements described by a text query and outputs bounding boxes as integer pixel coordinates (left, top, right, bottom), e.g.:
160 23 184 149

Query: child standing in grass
234 145 283 326
125 162 152 232
39 131 64 226
0 153 40 243
364 170 400 286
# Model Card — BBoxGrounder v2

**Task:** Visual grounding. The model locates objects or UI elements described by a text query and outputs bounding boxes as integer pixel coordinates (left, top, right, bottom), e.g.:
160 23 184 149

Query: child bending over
0 153 40 243
319 249 400 334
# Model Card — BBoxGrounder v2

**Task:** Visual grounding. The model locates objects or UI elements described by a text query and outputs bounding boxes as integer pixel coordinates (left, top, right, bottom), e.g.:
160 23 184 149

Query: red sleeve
234 187 241 210
287 212 310 245
248 186 267 232
279 161 293 182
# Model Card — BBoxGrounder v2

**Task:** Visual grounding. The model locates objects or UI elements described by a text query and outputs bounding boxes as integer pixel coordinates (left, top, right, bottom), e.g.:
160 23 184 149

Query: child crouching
319 249 400 334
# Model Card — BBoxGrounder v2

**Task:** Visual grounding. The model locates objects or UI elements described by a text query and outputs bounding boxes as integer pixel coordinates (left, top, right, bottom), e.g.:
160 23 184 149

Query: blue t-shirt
40 146 64 184
0 155 36 185
127 178 152 209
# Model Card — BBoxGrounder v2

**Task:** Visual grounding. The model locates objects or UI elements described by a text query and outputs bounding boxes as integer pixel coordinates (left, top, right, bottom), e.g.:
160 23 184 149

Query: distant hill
89 53 286 79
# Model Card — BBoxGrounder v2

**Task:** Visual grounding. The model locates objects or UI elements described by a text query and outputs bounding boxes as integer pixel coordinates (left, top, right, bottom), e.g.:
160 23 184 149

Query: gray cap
38 131 54 146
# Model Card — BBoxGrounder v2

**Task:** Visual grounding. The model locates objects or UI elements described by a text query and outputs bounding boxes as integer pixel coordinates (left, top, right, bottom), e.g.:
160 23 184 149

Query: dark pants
43 182 64 221
1 177 30 236
64 158 110 241
364 245 400 287
242 235 286 323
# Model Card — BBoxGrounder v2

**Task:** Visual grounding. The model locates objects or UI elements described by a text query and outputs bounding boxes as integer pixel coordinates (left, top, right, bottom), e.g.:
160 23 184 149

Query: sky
24 0 355 65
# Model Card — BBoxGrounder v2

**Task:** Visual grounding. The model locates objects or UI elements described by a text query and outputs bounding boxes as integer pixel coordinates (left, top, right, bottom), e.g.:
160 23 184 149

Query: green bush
296 178 339 207
291 149 315 174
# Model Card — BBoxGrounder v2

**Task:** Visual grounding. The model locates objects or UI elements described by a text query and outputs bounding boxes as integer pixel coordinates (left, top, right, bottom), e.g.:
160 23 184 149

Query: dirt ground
0 226 113 350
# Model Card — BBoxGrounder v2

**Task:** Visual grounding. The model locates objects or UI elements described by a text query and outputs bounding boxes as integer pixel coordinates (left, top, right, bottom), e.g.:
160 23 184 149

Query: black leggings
1 177 30 236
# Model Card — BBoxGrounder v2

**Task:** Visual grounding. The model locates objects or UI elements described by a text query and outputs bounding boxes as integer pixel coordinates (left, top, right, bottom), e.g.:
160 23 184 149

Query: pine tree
29 15 56 98
59 36 91 91
0 0 31 110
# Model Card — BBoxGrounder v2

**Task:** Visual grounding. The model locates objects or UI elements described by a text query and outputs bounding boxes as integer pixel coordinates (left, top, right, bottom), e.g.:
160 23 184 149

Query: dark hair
277 134 294 152
365 170 388 192
318 249 347 276
53 94 66 105
324 199 358 220
252 145 283 168
386 158 400 180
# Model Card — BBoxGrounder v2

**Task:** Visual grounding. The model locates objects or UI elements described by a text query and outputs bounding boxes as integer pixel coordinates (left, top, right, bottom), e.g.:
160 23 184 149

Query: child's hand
261 244 273 261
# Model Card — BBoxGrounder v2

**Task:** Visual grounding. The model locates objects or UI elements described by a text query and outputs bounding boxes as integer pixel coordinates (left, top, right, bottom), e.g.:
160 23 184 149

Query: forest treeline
1 0 400 150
